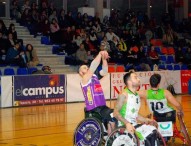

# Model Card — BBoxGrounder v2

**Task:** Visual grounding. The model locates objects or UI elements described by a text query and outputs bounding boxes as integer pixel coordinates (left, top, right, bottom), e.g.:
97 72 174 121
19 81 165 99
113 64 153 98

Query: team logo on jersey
94 84 103 92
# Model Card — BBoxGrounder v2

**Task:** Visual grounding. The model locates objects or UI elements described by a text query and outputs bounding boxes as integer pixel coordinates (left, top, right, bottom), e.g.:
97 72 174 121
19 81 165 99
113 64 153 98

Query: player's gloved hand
145 118 158 128
125 122 135 134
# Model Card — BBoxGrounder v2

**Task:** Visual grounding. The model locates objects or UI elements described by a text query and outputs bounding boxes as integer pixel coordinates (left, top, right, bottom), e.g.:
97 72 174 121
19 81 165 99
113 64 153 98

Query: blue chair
4 68 15 75
158 64 166 70
174 64 181 70
159 55 167 64
181 64 188 70
166 64 173 70
155 46 161 54
41 36 50 45
143 46 148 53
28 67 38 74
17 68 28 75
182 47 187 53
166 55 175 64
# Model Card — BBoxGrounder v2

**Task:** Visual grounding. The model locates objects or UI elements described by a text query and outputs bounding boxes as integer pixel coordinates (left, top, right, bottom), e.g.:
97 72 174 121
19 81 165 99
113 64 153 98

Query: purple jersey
81 74 106 111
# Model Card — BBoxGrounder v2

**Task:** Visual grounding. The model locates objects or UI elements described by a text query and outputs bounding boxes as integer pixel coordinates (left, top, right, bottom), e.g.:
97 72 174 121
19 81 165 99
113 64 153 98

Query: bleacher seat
155 46 161 54
17 68 28 75
166 55 175 64
166 64 173 70
0 70 2 76
174 64 180 70
4 68 15 75
181 64 188 70
41 36 51 45
158 64 165 70
28 67 38 74
108 66 115 72
116 65 125 72
182 47 187 53
143 46 148 53
159 55 167 63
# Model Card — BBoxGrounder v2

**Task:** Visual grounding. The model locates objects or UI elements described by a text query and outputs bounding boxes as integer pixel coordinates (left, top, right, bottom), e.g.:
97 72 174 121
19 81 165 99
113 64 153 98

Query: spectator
25 44 39 67
83 36 97 55
8 23 17 40
106 28 119 41
76 43 88 65
65 11 75 26
48 1 55 16
175 47 185 64
50 18 61 44
73 35 83 47
5 40 27 67
75 12 82 28
162 29 174 45
31 2 38 11
49 9 58 23
58 9 66 29
21 0 30 13
41 18 50 36
118 37 127 52
92 20 101 33
6 33 16 49
89 29 98 47
148 46 159 65
100 36 110 52
21 8 32 26
40 10 48 23
10 0 21 20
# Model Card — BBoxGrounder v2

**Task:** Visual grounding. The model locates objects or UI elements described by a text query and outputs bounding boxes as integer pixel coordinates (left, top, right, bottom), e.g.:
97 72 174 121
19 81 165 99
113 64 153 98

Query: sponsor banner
181 70 191 93
111 71 181 99
158 122 173 137
67 74 110 102
13 75 65 106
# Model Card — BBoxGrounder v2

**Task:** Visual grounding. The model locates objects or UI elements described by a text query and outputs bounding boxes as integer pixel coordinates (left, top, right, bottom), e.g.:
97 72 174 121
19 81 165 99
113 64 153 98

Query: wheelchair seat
153 110 176 123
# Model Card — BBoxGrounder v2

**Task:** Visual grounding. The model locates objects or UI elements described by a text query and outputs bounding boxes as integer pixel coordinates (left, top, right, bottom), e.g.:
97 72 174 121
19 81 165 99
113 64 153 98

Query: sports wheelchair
74 108 166 146
153 110 191 145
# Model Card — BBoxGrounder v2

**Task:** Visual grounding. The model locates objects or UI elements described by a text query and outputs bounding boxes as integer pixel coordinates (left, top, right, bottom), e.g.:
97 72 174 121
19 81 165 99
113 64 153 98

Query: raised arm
82 51 108 84
99 52 109 76
114 93 135 133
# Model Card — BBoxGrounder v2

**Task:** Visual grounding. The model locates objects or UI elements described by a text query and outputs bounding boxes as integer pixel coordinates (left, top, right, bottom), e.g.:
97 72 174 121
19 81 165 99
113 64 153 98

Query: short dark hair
150 74 161 88
123 71 134 85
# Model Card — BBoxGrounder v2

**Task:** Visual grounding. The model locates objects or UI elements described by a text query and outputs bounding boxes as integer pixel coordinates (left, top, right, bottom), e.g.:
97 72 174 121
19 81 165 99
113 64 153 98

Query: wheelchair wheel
105 127 140 146
177 114 191 145
74 117 103 146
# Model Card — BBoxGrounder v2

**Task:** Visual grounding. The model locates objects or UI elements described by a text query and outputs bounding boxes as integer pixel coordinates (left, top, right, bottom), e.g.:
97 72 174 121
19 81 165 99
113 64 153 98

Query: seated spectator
100 36 110 52
118 37 127 52
50 18 62 44
65 11 75 26
175 47 185 64
10 0 21 20
21 8 32 26
162 29 174 45
89 29 98 47
58 9 66 29
25 44 39 67
79 28 87 41
40 10 48 23
62 26 74 44
83 36 97 55
145 27 153 46
5 40 27 67
125 46 139 65
109 36 119 53
106 28 119 41
6 32 16 49
8 23 17 40
73 35 83 47
21 0 30 13
41 18 50 36
148 46 159 65
49 9 58 23
75 43 89 65
75 12 82 28
92 20 101 33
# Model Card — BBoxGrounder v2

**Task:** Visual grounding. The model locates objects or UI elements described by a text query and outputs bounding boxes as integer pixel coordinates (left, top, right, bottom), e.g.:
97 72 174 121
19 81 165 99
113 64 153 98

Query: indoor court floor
0 94 191 146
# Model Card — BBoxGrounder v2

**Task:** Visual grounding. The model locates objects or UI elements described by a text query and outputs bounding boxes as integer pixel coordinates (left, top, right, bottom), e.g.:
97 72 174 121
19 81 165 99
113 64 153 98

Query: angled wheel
177 114 191 145
105 126 140 146
74 118 103 146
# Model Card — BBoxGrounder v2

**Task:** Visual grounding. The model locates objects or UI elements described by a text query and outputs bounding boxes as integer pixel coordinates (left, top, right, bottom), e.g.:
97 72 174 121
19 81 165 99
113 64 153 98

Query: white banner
1 76 13 107
158 122 173 137
66 74 110 102
111 71 181 99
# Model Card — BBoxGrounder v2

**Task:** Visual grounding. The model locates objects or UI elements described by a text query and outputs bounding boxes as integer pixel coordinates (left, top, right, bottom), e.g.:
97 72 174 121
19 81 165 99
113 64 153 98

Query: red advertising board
181 70 191 93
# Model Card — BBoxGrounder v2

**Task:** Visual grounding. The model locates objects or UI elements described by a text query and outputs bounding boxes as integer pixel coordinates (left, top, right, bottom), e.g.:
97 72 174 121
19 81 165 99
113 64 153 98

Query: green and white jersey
119 88 141 126
147 89 173 113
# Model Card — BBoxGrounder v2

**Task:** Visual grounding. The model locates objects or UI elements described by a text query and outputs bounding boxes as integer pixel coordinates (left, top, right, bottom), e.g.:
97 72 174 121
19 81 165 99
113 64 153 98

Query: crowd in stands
0 19 39 68
5 0 191 72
